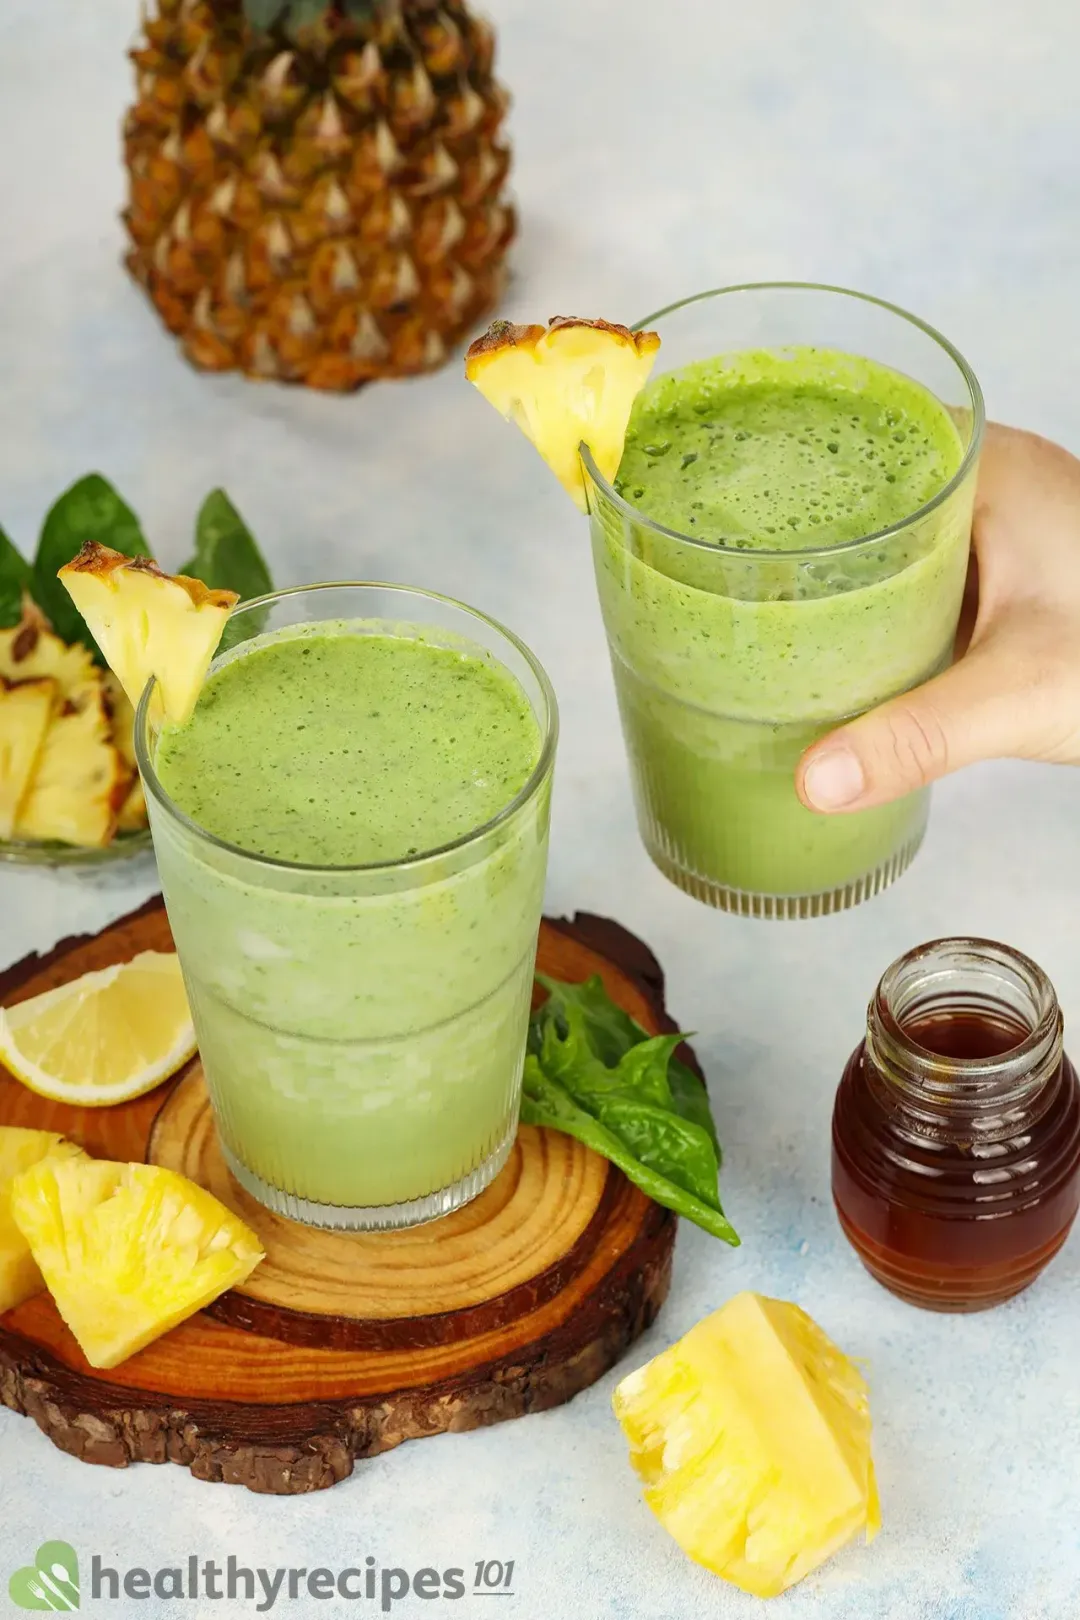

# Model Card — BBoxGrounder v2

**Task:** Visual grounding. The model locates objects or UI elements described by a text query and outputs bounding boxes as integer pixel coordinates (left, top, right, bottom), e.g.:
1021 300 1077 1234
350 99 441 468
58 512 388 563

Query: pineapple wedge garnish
0 1128 85 1314
613 1292 880 1600
9 1157 264 1369
14 678 128 847
0 676 56 839
465 316 661 512
58 542 239 727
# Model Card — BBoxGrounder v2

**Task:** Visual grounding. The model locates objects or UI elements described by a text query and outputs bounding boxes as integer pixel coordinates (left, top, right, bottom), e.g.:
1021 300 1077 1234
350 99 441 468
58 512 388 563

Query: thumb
796 644 1039 813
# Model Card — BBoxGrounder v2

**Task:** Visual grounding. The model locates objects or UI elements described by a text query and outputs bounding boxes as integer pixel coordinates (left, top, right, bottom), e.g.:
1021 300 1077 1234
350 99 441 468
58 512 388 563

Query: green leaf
283 0 334 33
525 974 736 1245
533 971 720 1152
181 490 273 654
0 527 31 629
244 0 289 29
521 1059 739 1246
670 1054 721 1159
33 475 149 655
587 1096 720 1208
571 1033 682 1113
533 972 643 1066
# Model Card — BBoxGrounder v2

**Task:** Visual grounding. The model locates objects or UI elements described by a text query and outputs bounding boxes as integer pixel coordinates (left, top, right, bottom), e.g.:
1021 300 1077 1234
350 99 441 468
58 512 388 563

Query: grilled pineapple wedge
0 677 56 838
58 542 238 727
9 1157 264 1369
465 317 661 511
613 1292 880 1599
13 679 127 847
0 1128 85 1314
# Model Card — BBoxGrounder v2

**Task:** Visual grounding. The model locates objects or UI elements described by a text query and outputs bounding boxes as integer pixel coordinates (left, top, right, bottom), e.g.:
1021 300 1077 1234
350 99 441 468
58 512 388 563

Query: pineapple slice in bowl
58 542 238 727
0 615 100 704
9 1157 264 1369
13 677 129 849
0 617 150 864
0 1128 85 1315
0 676 57 839
466 317 661 511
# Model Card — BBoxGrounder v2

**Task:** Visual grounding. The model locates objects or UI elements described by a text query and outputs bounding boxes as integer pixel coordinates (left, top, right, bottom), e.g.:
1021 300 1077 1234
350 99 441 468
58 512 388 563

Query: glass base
646 826 926 919
221 1123 517 1232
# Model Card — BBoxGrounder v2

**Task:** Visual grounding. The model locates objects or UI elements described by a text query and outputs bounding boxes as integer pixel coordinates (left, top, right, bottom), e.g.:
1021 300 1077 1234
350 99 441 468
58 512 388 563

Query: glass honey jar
832 937 1080 1312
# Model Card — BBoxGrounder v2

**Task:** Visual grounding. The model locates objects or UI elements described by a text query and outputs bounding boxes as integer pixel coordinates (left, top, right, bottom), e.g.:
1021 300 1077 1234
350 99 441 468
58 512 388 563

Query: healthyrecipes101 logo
8 1542 80 1611
9 1543 518 1611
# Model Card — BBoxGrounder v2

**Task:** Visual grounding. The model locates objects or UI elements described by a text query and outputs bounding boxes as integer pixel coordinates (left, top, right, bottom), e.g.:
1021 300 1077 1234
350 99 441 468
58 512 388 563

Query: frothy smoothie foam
588 342 977 913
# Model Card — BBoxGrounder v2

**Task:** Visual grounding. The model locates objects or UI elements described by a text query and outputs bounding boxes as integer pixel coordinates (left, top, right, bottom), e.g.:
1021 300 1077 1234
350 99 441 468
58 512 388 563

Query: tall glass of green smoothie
135 583 557 1230
583 283 984 919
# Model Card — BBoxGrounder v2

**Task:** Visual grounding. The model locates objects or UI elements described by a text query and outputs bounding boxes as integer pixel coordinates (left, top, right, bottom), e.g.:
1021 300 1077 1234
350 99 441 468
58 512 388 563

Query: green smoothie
588 346 976 911
146 615 553 1223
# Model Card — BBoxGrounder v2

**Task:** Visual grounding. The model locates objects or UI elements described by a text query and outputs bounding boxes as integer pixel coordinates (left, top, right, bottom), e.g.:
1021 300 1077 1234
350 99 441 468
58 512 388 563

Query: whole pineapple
123 0 515 390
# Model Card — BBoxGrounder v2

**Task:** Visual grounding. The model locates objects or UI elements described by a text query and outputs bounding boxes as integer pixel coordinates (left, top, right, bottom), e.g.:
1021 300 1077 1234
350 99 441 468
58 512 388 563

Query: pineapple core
466 317 660 512
613 1292 880 1599
0 1128 85 1314
58 542 238 727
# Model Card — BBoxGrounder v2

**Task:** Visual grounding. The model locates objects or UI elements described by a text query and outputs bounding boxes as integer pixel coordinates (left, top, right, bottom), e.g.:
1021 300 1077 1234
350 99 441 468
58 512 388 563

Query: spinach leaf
181 490 273 653
0 527 31 629
521 1058 738 1246
670 1054 722 1160
534 972 644 1066
524 974 737 1245
33 475 149 654
533 971 720 1155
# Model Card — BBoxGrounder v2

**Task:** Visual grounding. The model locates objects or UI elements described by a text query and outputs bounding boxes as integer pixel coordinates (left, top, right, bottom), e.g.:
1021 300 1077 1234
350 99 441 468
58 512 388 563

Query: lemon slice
0 951 196 1107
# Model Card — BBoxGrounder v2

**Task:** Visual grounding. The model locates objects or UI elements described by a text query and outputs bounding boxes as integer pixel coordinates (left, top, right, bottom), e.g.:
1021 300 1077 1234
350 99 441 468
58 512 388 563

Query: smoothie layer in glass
591 347 972 903
150 624 548 1212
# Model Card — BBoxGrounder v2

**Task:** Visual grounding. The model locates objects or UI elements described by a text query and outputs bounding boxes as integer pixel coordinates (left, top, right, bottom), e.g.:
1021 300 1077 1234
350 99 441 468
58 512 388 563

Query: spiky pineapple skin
123 0 515 390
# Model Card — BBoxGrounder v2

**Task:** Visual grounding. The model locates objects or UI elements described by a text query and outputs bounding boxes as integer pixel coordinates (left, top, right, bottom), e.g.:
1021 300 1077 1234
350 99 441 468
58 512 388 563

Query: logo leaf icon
8 1542 79 1611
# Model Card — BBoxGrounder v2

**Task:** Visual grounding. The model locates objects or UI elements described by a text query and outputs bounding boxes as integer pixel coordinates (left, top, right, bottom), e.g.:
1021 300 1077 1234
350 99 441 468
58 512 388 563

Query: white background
2 3 1080 1617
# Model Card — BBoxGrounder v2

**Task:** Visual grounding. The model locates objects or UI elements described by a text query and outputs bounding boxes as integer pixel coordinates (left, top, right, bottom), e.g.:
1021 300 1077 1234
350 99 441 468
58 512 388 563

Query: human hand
796 423 1080 813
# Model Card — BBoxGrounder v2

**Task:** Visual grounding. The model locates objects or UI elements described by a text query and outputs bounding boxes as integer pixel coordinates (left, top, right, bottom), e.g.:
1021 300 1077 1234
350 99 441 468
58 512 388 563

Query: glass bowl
0 827 153 867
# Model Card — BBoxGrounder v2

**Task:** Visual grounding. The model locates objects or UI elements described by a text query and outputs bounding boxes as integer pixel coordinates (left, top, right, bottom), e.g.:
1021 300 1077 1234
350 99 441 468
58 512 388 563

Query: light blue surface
2 1 1080 1616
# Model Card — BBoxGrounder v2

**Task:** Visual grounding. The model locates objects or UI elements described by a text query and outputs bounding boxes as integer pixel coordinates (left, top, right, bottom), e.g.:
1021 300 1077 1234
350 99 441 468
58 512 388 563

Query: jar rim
868 938 1063 1129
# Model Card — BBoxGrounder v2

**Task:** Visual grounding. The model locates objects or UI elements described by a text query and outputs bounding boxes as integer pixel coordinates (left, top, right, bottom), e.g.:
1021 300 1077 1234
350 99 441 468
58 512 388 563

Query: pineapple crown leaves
244 0 383 31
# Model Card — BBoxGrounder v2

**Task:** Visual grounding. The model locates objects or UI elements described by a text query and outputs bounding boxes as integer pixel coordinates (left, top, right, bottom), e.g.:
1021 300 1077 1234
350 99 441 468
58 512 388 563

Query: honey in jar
832 937 1080 1312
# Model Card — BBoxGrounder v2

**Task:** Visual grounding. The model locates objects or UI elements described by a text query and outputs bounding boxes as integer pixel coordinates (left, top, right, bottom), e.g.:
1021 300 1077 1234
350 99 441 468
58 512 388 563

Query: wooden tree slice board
0 898 694 1494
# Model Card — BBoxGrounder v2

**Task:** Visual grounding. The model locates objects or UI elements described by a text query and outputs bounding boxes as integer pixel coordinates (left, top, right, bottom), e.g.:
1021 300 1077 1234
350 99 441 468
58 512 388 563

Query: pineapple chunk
14 679 128 847
0 1128 85 1314
613 1292 880 1600
9 1158 264 1369
0 617 99 703
0 676 56 838
466 316 661 512
58 542 238 727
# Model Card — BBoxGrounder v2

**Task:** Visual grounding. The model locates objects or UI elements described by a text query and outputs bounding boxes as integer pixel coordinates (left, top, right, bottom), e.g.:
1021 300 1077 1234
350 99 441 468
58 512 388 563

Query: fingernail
803 748 865 811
